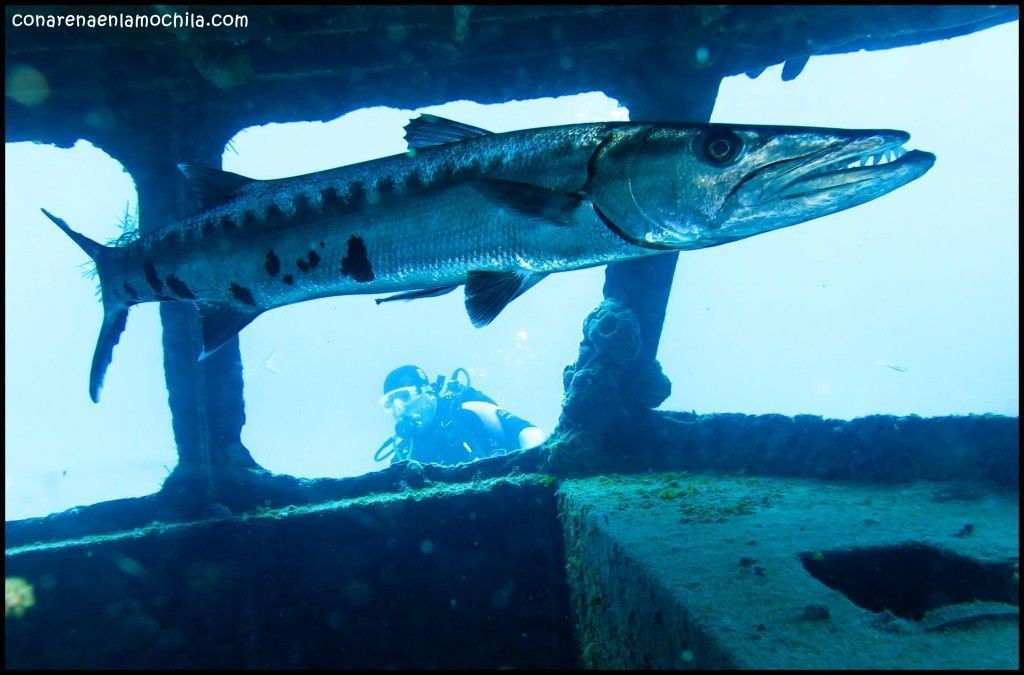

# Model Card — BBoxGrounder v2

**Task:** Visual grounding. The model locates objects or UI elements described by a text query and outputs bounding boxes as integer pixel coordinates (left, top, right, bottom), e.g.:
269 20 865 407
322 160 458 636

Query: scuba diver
374 365 548 466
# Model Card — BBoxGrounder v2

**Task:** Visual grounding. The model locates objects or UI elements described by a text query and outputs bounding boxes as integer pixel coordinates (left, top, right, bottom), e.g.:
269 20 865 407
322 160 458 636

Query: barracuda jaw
778 139 922 199
717 131 935 238
797 145 908 183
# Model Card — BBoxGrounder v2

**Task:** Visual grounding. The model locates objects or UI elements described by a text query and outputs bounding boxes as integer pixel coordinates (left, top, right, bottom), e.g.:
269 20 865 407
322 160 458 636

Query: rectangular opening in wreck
657 22 1018 421
220 93 629 480
4 140 176 521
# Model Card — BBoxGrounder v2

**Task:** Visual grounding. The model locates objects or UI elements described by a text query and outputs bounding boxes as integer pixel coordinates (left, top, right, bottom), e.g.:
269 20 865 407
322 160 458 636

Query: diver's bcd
432 368 496 429
374 367 493 463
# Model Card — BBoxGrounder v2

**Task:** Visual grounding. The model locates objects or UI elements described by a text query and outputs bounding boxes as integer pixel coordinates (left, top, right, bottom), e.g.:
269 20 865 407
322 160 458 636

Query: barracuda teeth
894 146 907 159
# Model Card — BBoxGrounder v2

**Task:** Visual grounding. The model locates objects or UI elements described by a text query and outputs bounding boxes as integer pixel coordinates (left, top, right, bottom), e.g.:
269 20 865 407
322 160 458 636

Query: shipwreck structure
5 6 1019 669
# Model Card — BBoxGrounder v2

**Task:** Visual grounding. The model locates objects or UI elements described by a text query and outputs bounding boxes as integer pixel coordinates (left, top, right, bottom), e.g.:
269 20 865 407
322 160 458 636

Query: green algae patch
561 471 778 525
5 576 36 618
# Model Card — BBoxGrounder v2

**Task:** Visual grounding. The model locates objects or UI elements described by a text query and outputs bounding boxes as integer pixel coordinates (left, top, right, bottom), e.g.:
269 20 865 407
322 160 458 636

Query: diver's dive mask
379 385 421 411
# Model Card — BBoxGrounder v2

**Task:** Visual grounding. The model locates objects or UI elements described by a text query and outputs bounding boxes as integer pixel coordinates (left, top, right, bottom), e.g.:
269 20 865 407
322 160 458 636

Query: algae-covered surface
6 473 549 556
560 473 1019 669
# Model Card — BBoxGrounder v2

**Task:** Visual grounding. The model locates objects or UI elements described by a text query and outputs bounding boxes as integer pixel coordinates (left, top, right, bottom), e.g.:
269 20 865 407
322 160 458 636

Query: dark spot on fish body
307 250 321 269
265 249 280 276
229 282 257 306
292 194 314 220
405 171 422 190
264 204 285 228
296 257 310 273
123 281 139 301
221 216 236 232
320 187 342 212
319 241 326 248
202 219 215 236
282 274 294 285
155 294 175 302
165 274 195 299
347 181 365 205
377 176 395 194
242 210 258 229
144 260 164 293
341 235 374 283
487 156 503 171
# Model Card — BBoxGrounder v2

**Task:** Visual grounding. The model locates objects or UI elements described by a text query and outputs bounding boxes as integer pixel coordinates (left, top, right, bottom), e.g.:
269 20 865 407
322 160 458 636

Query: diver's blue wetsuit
404 404 534 466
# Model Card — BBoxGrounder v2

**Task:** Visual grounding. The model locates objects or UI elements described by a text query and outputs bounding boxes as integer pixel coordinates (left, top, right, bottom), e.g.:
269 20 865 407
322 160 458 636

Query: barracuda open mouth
808 145 909 176
780 139 931 199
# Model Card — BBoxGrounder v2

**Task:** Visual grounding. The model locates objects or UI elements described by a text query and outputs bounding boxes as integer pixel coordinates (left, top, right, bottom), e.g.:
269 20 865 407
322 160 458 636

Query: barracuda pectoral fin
404 114 493 149
196 303 263 360
476 179 583 226
464 270 548 328
177 164 257 210
375 285 460 304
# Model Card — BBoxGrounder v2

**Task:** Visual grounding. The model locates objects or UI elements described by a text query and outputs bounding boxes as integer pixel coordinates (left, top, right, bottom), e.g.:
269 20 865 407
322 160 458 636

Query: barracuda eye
701 131 743 166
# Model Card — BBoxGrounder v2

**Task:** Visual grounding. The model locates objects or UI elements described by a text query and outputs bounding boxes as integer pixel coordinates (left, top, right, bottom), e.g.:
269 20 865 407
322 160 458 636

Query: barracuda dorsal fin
177 164 257 210
476 179 583 226
196 303 263 360
404 114 492 150
375 285 460 304
464 270 548 327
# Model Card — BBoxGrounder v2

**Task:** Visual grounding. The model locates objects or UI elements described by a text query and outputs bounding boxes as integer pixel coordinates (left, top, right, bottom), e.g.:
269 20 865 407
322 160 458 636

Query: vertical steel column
124 143 257 514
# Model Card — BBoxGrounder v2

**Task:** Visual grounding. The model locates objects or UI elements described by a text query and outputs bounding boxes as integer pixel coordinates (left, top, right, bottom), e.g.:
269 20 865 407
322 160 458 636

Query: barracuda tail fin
40 209 127 403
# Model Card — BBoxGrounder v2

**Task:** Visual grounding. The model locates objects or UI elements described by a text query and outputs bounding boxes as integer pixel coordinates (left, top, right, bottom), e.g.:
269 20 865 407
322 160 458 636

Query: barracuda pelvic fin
465 270 548 327
375 285 460 304
196 304 263 360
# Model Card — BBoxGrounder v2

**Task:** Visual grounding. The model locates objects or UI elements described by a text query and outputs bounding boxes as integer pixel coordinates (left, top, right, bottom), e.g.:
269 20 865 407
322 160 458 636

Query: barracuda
41 114 935 402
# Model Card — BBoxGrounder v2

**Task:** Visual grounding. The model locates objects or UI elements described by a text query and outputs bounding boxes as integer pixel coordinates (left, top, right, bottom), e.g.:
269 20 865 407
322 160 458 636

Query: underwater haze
4 21 1019 521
